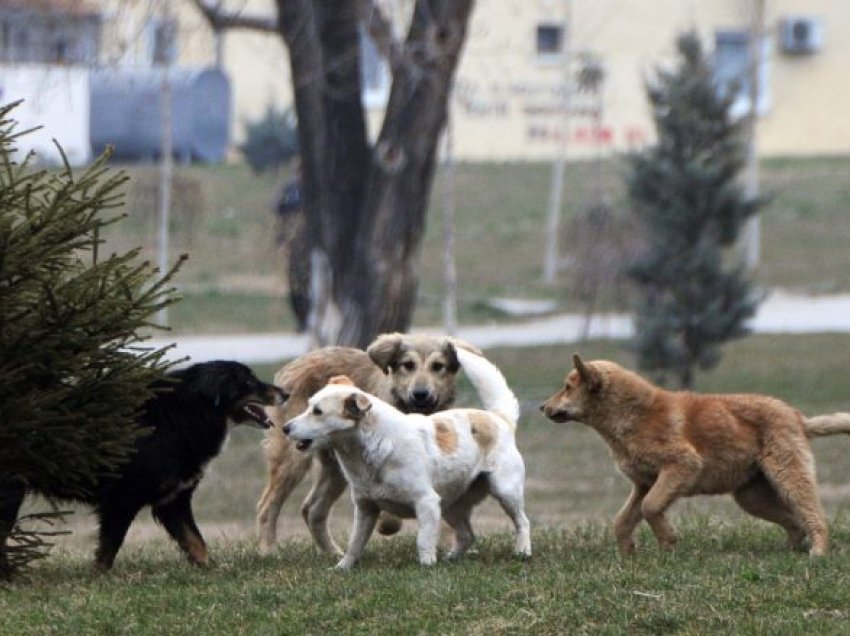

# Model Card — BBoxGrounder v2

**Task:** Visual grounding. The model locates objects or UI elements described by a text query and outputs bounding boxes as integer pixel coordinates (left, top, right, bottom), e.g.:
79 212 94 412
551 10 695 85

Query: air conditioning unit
779 16 823 55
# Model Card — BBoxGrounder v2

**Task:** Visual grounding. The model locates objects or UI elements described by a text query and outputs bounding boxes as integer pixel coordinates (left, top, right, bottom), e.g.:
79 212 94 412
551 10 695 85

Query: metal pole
157 2 174 326
542 0 572 283
441 111 458 335
743 0 765 270
214 28 224 69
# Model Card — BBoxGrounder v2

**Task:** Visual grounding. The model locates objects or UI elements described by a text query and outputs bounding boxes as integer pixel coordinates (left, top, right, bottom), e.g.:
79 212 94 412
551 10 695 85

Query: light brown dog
257 333 480 555
541 354 850 557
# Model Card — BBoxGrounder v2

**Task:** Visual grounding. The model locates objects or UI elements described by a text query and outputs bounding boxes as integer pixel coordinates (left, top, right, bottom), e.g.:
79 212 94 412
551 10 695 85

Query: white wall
0 65 91 165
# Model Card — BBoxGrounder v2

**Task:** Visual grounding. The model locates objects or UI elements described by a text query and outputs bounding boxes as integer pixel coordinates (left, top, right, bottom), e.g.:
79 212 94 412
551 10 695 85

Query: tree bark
278 0 370 346
280 0 473 347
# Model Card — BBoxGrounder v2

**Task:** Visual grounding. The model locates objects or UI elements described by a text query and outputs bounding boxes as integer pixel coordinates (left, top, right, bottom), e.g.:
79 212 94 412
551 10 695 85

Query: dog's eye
312 406 322 416
402 361 416 372
431 362 445 373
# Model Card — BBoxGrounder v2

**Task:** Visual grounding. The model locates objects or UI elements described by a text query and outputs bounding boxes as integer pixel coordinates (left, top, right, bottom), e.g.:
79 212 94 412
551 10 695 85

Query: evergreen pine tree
0 103 185 580
626 32 765 388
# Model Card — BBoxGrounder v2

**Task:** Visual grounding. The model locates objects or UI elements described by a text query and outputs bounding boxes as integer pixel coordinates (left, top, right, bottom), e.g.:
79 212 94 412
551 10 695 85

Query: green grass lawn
5 525 850 635
102 156 850 334
6 334 850 633
6 156 850 630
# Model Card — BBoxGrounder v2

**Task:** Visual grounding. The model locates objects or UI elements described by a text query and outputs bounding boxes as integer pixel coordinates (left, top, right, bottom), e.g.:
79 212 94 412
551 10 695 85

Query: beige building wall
763 0 850 155
211 1 290 140
451 0 850 159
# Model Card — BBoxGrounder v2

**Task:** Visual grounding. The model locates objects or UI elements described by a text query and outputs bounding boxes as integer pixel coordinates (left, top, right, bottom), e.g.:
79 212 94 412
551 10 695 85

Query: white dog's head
281 376 373 451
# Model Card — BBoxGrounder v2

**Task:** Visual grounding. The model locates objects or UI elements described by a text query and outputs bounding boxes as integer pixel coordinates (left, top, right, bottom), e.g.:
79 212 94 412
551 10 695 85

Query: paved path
147 290 850 365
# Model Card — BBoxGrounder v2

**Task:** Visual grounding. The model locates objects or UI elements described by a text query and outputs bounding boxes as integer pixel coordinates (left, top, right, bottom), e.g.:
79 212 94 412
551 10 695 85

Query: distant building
0 0 99 164
192 0 850 160
0 0 229 165
0 0 101 65
448 1 847 160
2 1 848 163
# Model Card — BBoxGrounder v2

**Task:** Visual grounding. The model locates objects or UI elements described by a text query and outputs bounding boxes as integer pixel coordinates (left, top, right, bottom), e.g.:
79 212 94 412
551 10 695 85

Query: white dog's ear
343 392 372 420
573 354 602 392
367 333 404 374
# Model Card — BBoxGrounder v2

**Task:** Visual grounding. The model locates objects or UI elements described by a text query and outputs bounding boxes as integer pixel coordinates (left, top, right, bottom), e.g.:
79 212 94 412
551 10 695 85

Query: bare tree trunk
194 0 473 347
279 0 473 347
278 0 369 346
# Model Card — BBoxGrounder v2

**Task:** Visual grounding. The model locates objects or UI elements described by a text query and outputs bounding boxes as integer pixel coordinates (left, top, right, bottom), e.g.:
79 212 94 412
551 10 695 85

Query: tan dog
541 355 850 557
257 333 479 555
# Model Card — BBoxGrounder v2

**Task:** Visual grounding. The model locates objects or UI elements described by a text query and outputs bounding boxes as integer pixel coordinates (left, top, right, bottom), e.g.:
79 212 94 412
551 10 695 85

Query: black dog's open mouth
295 439 313 451
242 403 273 428
544 409 574 424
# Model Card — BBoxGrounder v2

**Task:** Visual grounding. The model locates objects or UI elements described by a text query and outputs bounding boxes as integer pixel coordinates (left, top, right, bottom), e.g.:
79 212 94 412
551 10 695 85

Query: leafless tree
191 0 474 347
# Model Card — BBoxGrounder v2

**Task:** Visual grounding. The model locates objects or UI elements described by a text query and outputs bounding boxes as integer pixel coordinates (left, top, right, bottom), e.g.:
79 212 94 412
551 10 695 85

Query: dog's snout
412 389 431 403
539 403 546 413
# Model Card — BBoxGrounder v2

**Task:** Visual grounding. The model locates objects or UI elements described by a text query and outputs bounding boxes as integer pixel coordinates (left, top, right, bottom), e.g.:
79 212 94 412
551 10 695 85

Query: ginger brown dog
256 333 480 555
541 354 850 557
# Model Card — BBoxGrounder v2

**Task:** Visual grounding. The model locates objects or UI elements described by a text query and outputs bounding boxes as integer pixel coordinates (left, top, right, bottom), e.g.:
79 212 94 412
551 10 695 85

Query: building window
360 26 389 109
536 23 564 57
0 10 99 65
150 17 177 66
0 21 8 62
52 37 69 63
714 30 771 117
13 27 29 62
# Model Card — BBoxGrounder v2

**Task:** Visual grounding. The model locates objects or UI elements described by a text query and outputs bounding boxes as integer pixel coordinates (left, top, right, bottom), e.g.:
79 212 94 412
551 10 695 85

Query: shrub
239 104 299 174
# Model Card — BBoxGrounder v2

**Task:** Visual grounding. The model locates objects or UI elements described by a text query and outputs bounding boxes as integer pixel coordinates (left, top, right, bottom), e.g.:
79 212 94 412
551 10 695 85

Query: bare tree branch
356 0 405 72
189 0 278 33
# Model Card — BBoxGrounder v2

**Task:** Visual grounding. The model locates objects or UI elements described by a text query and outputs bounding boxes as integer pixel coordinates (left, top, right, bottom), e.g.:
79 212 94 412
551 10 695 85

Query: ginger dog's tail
805 412 850 437
456 347 519 426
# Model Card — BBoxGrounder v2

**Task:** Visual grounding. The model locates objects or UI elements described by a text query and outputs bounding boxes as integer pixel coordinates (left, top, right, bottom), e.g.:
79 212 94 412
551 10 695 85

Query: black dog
0 361 285 572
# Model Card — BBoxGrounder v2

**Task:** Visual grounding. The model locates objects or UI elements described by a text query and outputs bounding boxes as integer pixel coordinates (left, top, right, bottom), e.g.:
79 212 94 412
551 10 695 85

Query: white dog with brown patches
282 348 531 569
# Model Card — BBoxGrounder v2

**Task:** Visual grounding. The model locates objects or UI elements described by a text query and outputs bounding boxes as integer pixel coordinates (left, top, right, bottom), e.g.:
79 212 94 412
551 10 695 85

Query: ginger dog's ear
573 354 602 392
367 333 405 374
343 392 372 420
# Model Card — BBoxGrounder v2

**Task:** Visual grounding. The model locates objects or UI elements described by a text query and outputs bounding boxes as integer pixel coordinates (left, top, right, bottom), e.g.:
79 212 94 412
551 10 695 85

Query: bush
0 102 184 580
239 104 299 174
